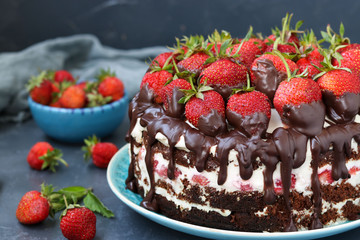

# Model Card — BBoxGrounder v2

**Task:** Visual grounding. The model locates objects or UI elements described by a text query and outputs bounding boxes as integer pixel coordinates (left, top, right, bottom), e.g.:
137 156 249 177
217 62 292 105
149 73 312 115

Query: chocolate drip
165 87 186 118
310 139 323 230
226 109 269 138
198 109 227 137
125 137 137 192
126 83 360 231
209 83 245 100
252 59 287 102
322 91 360 124
281 101 326 137
140 132 158 212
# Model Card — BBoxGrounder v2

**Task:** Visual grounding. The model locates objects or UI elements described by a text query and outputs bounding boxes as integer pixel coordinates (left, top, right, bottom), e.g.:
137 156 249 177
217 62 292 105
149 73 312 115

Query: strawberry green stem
273 50 292 81
281 13 290 43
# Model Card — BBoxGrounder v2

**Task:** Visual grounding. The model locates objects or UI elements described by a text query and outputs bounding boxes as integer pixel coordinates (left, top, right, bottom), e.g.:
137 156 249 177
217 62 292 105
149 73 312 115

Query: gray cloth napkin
0 34 168 122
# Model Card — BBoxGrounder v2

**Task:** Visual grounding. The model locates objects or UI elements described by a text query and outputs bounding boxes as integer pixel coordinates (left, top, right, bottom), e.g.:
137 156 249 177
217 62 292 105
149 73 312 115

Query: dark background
1 0 360 52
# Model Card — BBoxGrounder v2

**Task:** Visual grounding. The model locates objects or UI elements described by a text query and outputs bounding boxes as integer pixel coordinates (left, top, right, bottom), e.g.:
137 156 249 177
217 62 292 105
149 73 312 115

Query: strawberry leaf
83 191 114 218
58 186 89 200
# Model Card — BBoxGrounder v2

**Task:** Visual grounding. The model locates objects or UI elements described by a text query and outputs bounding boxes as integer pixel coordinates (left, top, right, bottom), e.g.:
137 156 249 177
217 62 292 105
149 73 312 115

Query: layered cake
125 15 360 232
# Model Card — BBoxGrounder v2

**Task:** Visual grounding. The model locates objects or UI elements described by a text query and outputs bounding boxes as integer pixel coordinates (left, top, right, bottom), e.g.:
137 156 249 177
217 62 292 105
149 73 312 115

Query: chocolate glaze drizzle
252 59 287 102
125 83 360 231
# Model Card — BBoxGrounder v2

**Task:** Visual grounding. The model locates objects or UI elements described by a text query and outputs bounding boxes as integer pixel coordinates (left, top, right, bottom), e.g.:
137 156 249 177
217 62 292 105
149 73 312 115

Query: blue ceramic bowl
28 91 129 143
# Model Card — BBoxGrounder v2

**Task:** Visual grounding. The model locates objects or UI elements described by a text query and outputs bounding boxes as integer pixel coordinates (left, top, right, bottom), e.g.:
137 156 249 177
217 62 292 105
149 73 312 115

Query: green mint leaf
58 186 89 200
84 192 114 218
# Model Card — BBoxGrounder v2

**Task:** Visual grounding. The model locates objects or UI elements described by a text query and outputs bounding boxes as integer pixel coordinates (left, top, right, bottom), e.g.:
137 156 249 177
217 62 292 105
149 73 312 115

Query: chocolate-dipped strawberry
180 77 226 137
315 51 360 124
200 30 253 99
251 53 298 102
226 75 271 138
273 51 325 136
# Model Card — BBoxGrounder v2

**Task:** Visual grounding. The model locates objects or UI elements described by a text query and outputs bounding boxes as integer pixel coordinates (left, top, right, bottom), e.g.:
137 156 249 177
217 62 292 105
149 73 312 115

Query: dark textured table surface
1 116 360 240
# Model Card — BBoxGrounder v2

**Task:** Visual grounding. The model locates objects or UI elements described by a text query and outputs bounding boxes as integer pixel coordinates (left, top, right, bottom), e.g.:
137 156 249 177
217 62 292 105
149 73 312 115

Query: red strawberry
226 82 271 137
191 174 210 186
337 43 360 54
332 49 360 77
227 90 271 120
98 77 124 102
318 169 334 184
140 70 173 103
177 52 211 75
247 38 267 54
82 135 118 168
96 69 125 102
160 78 192 110
27 142 68 172
317 69 360 97
265 33 300 48
296 57 322 79
227 40 263 69
151 52 176 68
265 43 297 54
26 71 53 105
16 190 50 224
250 54 298 81
60 206 96 240
49 99 62 108
76 81 88 91
54 70 75 83
200 58 248 87
274 77 322 116
185 90 225 127
59 85 86 108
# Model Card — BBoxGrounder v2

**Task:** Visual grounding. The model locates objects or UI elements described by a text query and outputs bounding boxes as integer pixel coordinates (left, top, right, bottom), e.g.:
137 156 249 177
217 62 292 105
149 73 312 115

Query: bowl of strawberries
27 69 128 143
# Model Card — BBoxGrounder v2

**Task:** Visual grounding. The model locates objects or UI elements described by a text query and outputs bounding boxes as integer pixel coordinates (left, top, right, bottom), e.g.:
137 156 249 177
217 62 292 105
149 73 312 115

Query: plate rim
107 143 360 240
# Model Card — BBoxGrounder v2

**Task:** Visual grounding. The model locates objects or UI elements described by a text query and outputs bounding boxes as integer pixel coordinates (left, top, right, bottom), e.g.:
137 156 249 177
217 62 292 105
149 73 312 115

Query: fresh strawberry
227 90 271 120
59 85 86 108
299 29 324 61
98 76 124 102
26 71 53 105
296 57 322 79
96 69 125 102
151 52 176 69
317 69 360 97
160 78 192 110
191 174 210 186
16 190 50 224
227 39 263 69
207 29 233 55
337 43 360 54
332 49 360 77
185 90 225 128
27 142 68 172
60 206 96 240
318 169 334 184
54 70 75 83
264 13 302 53
76 81 88 90
250 53 298 82
265 43 297 55
82 135 118 168
49 99 62 108
200 58 248 87
177 52 211 75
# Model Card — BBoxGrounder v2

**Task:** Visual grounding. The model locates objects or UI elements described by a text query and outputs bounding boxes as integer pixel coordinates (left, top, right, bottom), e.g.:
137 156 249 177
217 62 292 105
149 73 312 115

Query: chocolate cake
125 17 360 232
